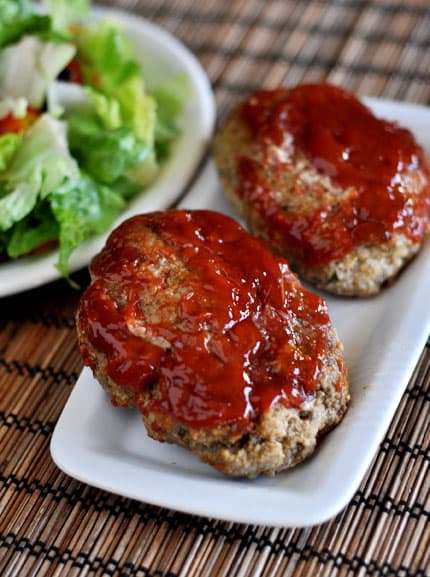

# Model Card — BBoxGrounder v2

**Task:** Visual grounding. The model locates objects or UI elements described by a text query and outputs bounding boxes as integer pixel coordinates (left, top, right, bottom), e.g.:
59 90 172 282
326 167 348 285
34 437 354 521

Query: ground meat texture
77 209 349 478
213 84 430 296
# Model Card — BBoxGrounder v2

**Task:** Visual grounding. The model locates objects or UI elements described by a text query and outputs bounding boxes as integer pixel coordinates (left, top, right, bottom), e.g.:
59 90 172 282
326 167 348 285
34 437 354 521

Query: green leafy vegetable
0 133 21 172
6 200 58 258
0 0 34 19
151 75 189 160
0 0 188 278
0 174 40 231
152 74 189 119
67 111 148 184
0 0 51 48
73 21 157 141
107 176 142 200
87 89 121 130
73 20 137 89
0 36 76 108
0 115 79 231
45 0 90 31
71 20 162 186
49 175 125 278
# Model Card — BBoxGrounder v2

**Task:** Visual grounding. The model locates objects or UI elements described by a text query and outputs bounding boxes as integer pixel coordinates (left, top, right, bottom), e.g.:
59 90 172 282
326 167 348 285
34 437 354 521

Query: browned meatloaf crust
213 84 430 296
77 209 349 478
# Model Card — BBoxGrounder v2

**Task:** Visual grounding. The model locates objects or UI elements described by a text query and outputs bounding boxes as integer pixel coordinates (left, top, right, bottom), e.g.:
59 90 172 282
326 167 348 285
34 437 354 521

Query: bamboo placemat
1 1 429 575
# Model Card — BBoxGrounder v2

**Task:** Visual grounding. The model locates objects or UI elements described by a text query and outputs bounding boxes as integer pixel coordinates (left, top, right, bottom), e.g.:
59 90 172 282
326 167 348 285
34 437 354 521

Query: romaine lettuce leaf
73 21 157 144
45 0 89 31
70 18 188 186
49 174 125 277
151 74 189 119
0 0 51 48
87 89 122 130
0 114 79 230
0 36 76 108
0 1 187 277
0 173 41 231
151 75 188 159
46 81 91 117
6 114 79 194
108 176 142 200
0 132 21 171
73 20 137 90
125 151 159 187
67 111 148 184
154 112 180 162
6 200 59 258
0 0 34 19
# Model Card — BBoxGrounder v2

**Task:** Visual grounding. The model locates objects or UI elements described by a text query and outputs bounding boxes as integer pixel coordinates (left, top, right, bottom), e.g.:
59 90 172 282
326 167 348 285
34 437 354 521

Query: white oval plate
0 6 215 298
51 98 430 528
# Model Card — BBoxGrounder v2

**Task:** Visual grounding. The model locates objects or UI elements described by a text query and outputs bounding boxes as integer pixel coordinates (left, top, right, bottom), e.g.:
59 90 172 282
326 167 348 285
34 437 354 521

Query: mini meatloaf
77 210 349 478
213 83 430 296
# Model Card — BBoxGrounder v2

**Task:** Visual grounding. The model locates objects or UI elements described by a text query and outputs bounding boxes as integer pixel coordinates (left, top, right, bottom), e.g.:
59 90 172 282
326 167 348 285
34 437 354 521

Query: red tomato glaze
78 210 335 428
239 84 430 267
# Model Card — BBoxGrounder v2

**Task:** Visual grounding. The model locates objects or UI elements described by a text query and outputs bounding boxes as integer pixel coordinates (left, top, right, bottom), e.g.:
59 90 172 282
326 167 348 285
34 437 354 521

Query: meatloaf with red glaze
213 83 430 296
77 209 349 478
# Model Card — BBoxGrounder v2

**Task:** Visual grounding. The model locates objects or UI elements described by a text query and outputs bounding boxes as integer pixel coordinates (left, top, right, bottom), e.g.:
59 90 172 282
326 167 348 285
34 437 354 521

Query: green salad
0 0 188 279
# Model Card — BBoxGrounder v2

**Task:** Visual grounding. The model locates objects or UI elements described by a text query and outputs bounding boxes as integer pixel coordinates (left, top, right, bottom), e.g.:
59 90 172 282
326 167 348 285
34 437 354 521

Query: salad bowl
0 5 215 297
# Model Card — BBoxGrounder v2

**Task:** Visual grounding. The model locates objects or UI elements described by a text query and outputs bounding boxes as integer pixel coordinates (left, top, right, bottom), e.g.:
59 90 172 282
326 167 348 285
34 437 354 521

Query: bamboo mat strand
1 0 430 575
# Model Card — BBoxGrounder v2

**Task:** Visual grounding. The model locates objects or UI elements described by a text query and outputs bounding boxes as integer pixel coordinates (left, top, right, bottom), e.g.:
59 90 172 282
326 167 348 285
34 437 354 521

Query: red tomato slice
0 108 40 135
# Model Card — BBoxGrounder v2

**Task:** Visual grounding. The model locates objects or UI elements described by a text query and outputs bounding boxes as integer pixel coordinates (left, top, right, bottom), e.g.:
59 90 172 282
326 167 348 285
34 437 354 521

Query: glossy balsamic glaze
79 210 334 427
239 84 430 266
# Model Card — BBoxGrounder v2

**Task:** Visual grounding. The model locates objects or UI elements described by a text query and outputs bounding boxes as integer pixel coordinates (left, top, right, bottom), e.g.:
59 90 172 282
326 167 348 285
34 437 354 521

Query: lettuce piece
73 20 137 90
87 89 122 130
0 132 21 171
73 21 157 144
6 200 59 258
46 81 91 117
88 88 158 186
49 175 125 277
0 0 51 48
67 111 148 185
154 112 180 162
152 75 188 158
125 151 159 187
45 0 90 31
0 114 79 230
151 75 188 159
0 173 41 231
0 2 187 277
0 36 76 108
0 0 34 19
7 114 79 196
151 74 189 119
71 19 186 184
108 176 142 200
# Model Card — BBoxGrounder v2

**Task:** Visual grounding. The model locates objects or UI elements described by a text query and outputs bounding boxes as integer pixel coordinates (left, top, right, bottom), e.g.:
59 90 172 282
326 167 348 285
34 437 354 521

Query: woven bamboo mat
1 0 429 575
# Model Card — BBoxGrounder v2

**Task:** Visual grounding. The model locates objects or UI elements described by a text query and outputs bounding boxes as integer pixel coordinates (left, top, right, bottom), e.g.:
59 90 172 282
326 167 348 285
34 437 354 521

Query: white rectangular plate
51 98 430 527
